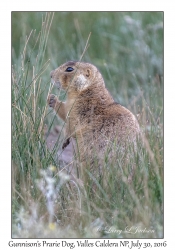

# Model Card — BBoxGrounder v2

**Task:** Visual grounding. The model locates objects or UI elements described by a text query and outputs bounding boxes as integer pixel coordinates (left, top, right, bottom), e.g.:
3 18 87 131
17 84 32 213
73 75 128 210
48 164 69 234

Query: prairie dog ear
85 68 91 78
75 74 89 91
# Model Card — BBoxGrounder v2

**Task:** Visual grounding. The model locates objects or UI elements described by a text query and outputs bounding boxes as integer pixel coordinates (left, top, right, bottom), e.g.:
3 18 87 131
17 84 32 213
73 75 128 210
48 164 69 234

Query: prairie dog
48 61 140 167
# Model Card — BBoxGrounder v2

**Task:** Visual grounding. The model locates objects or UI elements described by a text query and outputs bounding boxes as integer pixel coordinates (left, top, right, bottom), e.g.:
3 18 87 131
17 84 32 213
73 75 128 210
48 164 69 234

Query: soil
45 125 74 168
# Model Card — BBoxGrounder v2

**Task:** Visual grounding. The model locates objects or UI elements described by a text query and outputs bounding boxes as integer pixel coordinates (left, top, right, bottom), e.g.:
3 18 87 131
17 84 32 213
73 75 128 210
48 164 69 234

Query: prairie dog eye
65 67 74 72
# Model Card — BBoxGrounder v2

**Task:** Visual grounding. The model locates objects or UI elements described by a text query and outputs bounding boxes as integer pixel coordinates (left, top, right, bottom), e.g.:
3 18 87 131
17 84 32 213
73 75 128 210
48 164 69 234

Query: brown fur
48 61 140 171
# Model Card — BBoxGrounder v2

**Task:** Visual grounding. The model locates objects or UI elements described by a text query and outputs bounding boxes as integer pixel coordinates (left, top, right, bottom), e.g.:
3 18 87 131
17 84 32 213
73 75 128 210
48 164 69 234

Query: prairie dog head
50 61 105 93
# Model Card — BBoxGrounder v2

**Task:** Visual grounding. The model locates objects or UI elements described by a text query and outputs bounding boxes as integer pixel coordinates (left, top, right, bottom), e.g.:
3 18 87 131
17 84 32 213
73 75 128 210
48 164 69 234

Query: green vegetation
12 12 163 238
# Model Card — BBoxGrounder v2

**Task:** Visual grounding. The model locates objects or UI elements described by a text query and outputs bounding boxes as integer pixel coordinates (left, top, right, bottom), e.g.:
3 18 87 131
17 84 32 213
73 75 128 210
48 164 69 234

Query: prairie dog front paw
47 94 58 108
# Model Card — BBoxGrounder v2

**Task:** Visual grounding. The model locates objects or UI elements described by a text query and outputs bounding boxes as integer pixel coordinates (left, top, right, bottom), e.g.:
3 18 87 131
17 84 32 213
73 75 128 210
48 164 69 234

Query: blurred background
12 11 163 108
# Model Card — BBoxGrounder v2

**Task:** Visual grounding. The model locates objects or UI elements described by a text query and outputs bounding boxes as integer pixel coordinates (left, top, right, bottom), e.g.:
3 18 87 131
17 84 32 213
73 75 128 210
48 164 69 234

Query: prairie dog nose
50 70 55 78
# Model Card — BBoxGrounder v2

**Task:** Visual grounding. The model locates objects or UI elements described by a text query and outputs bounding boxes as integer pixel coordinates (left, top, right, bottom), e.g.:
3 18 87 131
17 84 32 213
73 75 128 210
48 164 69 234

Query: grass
12 11 163 238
